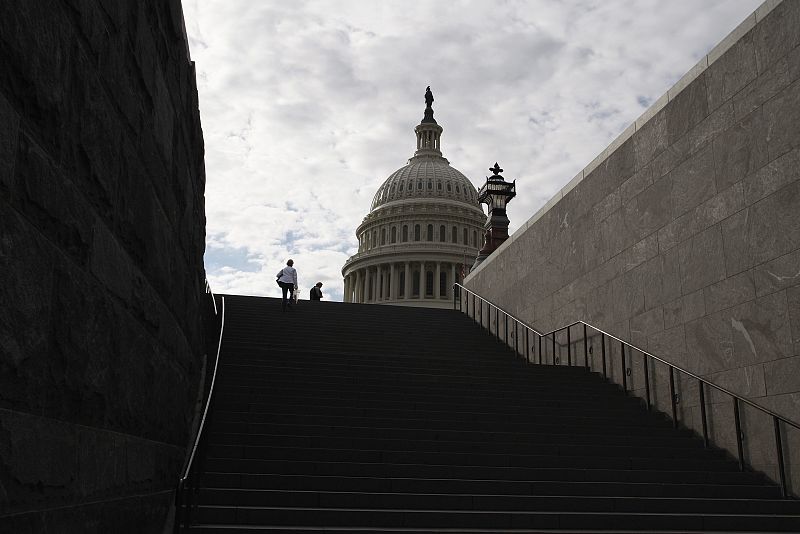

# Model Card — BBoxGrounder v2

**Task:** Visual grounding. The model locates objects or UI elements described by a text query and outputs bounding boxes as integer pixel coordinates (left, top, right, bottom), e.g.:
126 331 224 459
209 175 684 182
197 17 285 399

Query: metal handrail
174 293 226 531
205 279 217 315
453 282 799 498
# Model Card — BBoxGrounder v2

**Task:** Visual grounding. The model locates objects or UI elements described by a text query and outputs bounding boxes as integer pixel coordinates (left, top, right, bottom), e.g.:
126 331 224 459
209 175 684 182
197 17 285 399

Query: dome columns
343 260 460 308
414 123 443 158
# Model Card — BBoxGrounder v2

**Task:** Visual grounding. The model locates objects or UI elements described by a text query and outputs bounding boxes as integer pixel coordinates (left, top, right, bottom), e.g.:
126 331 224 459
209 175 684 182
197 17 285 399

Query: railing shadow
454 283 800 498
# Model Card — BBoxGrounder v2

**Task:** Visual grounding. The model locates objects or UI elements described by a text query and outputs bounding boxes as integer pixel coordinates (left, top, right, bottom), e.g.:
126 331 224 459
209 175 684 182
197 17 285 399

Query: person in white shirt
276 259 298 311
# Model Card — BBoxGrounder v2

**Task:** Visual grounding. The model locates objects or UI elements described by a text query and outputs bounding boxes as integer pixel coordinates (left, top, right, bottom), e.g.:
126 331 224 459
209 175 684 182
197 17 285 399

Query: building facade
341 91 485 308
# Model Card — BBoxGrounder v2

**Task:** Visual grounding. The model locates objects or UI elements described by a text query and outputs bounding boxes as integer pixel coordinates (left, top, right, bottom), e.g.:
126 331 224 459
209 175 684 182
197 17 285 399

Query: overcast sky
183 0 763 302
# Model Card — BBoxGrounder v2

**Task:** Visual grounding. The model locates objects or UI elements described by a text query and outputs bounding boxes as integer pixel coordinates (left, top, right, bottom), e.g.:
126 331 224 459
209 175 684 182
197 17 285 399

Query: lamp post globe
474 163 516 270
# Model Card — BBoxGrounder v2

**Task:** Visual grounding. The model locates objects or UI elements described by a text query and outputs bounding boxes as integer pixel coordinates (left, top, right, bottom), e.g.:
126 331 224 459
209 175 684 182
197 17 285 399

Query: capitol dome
341 89 486 308
370 156 480 211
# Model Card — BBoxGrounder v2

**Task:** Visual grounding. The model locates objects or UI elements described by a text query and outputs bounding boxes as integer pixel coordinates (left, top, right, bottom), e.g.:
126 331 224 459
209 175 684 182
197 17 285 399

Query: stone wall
0 0 207 530
466 0 800 493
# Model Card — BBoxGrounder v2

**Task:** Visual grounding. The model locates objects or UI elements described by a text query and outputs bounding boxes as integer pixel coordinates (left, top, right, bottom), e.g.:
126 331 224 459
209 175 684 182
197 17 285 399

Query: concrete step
206 442 729 465
192 505 800 531
210 404 669 426
205 426 704 450
202 453 741 474
196 487 800 513
208 413 690 437
199 462 768 485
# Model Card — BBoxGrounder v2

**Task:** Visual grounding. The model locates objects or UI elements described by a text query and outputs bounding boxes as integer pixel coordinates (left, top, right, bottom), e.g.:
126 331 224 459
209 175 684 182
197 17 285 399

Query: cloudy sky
183 0 762 301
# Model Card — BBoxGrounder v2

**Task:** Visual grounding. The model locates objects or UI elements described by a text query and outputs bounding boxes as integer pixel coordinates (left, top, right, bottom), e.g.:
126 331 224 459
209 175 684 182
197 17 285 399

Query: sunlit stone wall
466 0 800 493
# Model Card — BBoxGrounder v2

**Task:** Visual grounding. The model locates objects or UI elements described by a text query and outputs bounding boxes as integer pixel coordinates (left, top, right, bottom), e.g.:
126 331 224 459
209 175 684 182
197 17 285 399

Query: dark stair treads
182 296 800 532
192 505 800 531
200 461 770 485
203 449 741 471
211 404 671 426
209 417 694 438
196 488 800 514
206 428 706 451
195 478 783 499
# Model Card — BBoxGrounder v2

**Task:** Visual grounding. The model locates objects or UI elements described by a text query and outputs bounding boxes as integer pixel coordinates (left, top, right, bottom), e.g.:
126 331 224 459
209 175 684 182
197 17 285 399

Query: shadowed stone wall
466 0 800 493
0 0 206 530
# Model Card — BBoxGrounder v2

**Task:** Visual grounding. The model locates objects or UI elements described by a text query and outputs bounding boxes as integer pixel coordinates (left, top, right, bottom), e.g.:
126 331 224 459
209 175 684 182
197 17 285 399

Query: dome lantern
412 86 444 160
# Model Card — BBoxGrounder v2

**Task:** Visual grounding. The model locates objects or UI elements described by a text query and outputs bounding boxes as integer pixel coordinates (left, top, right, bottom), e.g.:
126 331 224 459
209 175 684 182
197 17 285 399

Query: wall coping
466 0 782 283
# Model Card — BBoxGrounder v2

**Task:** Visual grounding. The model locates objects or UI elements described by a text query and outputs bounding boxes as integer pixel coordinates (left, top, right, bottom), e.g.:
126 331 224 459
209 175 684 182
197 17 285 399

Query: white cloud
184 0 763 301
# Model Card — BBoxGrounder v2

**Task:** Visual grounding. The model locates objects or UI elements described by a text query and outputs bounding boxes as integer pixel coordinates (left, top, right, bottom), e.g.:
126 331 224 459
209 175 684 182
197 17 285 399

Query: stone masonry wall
0 1 206 530
466 0 800 493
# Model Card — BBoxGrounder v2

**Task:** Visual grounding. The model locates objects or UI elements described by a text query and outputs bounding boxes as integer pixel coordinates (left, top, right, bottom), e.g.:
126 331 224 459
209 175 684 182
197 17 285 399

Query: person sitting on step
310 282 323 301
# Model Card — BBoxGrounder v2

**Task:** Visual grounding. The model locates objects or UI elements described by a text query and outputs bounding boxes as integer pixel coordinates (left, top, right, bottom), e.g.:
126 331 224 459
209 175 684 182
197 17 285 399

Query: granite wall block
705 31 758 112
0 0 206 529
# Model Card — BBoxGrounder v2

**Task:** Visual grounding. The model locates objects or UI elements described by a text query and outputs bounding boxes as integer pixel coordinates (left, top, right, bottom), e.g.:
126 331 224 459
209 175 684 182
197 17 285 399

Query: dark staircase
188 295 800 532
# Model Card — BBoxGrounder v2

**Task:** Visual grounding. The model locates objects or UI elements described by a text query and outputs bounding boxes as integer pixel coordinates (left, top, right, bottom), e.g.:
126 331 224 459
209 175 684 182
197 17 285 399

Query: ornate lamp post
473 162 516 270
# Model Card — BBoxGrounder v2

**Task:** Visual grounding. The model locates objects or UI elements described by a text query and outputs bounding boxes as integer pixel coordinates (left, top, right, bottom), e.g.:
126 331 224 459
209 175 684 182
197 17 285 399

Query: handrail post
514 321 519 357
472 294 476 323
774 417 788 498
583 324 589 368
567 326 572 366
538 334 542 365
669 367 677 428
621 342 627 391
525 328 530 363
699 381 709 448
552 333 556 365
473 294 476 323
601 333 607 378
505 313 509 347
642 353 651 411
733 398 745 471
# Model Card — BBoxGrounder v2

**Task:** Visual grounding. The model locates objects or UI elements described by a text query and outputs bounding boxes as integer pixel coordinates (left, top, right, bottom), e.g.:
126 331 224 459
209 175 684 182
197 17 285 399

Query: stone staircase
185 295 800 532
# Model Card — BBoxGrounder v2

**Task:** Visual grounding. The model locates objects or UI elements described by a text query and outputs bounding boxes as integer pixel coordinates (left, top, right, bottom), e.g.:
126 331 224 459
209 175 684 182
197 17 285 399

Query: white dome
341 88 487 309
371 156 480 211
